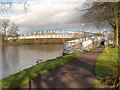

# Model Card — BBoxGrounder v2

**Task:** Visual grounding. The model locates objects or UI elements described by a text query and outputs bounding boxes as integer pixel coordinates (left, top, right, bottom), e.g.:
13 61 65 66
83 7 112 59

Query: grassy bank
89 47 97 51
95 46 119 88
2 52 82 88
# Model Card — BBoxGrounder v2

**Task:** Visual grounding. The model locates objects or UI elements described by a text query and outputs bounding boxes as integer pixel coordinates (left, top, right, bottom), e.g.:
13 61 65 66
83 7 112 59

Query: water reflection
2 44 63 79
2 46 20 79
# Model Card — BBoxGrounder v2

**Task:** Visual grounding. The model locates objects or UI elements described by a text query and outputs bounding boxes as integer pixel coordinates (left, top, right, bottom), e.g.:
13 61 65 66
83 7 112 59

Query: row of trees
82 2 120 47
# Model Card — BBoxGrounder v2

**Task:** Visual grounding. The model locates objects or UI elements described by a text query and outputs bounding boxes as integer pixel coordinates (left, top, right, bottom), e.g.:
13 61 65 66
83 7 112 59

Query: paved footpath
21 46 104 88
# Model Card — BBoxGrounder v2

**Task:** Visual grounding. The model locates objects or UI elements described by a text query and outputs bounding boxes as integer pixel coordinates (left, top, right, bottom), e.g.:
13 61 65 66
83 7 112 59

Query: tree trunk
2 35 5 45
115 17 119 47
115 24 119 47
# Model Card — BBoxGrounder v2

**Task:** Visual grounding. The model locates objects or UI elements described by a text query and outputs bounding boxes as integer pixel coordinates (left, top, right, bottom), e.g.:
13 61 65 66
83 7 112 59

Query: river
1 44 63 79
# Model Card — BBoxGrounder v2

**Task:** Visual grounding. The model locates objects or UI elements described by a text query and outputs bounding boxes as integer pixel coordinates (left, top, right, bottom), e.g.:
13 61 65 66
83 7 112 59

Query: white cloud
8 0 86 34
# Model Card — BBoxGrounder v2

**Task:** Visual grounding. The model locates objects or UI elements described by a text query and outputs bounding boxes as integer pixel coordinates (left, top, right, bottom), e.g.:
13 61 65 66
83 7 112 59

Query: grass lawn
95 45 119 88
1 52 82 88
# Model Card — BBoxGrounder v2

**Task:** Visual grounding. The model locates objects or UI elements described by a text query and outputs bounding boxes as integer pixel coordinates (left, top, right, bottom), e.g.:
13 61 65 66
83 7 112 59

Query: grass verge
89 47 97 51
1 52 82 88
95 46 119 88
94 79 104 88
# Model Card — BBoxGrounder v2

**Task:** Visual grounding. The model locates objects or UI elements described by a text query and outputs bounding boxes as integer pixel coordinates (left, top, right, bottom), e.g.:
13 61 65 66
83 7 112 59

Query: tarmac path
21 46 104 88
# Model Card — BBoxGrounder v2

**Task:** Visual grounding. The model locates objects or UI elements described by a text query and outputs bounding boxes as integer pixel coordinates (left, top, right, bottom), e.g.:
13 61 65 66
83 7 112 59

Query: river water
1 44 63 79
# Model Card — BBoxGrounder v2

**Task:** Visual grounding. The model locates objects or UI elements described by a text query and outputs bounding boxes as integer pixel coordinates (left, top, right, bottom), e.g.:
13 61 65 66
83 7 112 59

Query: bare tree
0 0 29 13
82 2 120 47
1 19 19 43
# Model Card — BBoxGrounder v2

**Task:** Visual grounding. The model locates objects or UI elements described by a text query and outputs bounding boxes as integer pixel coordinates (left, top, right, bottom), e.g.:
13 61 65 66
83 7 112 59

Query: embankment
2 52 82 88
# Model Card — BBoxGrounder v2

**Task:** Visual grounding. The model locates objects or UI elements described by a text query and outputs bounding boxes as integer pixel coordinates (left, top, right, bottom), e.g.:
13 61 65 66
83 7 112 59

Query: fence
63 36 104 54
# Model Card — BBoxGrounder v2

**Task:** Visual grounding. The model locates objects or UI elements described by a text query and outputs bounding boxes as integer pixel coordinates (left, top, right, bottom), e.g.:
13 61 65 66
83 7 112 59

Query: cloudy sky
1 0 110 34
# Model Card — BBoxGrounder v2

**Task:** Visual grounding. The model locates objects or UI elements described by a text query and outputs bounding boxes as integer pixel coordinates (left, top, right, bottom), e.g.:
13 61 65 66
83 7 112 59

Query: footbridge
8 29 103 40
8 29 108 53
63 36 105 54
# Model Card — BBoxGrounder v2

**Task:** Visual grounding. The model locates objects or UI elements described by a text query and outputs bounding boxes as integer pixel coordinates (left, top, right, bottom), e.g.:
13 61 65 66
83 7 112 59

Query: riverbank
95 46 119 88
2 52 82 88
20 45 104 88
3 38 78 46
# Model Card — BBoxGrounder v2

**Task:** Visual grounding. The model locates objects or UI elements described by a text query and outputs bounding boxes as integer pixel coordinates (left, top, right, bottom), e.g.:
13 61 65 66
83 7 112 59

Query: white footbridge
8 29 107 53
63 35 105 54
8 29 103 40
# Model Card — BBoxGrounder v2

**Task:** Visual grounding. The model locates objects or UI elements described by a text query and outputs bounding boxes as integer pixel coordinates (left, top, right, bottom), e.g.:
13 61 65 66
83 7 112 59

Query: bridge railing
63 36 105 54
63 39 82 49
82 36 104 49
18 34 79 39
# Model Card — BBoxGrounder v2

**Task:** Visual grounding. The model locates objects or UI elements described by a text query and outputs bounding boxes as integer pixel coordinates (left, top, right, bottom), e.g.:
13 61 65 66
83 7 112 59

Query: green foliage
1 52 82 88
89 47 97 50
94 80 101 85
94 80 104 88
95 46 119 88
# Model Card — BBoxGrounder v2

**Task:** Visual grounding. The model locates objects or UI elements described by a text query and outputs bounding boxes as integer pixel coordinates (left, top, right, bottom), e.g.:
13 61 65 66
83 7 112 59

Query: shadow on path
21 46 104 88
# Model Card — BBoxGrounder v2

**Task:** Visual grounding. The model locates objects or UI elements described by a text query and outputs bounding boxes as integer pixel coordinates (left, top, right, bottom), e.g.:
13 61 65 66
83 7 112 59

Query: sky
0 0 112 34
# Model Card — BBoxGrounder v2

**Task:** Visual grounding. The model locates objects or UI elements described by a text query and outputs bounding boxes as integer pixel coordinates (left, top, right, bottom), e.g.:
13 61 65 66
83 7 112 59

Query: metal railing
63 36 105 54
